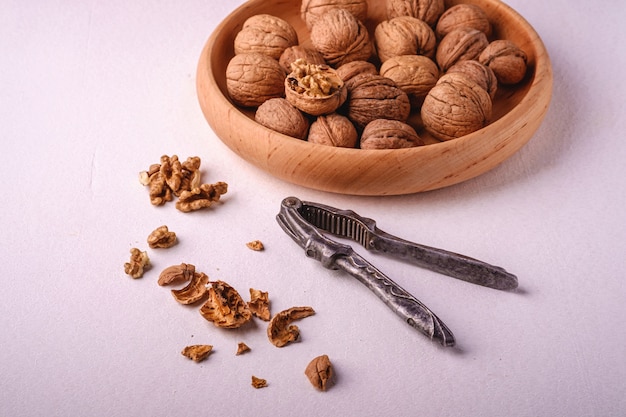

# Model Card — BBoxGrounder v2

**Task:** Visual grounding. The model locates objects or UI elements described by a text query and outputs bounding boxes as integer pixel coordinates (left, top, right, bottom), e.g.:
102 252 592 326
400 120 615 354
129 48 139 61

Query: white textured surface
1 1 625 416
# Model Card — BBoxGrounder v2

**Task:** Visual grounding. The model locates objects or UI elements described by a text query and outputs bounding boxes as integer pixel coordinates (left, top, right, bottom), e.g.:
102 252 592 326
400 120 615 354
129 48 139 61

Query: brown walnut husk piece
479 40 528 85
435 3 492 38
304 354 334 391
234 14 298 60
255 98 310 139
421 73 492 141
374 16 437 63
309 8 373 67
386 0 445 27
308 113 358 148
360 119 424 149
301 0 369 30
435 27 489 72
226 53 286 107
200 281 252 329
267 306 316 347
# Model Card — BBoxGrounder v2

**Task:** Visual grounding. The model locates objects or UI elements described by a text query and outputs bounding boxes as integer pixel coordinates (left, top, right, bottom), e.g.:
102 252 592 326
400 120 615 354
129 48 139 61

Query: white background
1 1 625 416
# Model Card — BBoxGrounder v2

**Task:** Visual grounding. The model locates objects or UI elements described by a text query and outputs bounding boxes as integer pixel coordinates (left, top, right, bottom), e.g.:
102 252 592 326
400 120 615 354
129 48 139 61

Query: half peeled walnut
285 59 347 116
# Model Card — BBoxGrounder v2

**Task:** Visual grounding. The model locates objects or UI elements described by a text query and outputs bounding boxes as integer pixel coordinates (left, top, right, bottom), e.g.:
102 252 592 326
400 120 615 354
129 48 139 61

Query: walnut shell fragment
124 248 149 279
301 0 369 30
246 240 265 251
147 225 177 249
309 8 373 67
158 263 195 286
175 182 228 213
267 306 316 347
234 14 298 60
236 342 251 355
181 345 213 362
360 119 424 149
255 98 310 139
478 40 528 85
304 354 334 391
308 113 358 148
200 281 252 329
421 73 492 141
171 272 209 305
374 16 437 63
386 0 445 27
226 53 286 107
248 288 271 321
251 375 268 389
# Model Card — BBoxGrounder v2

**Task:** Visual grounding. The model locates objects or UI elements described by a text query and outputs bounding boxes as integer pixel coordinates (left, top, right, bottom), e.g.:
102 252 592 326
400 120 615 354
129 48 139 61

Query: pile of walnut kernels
226 0 528 148
124 155 333 391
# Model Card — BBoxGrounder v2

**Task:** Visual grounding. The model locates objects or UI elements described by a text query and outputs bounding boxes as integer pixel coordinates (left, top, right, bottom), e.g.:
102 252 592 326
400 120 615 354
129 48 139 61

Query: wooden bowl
196 0 552 196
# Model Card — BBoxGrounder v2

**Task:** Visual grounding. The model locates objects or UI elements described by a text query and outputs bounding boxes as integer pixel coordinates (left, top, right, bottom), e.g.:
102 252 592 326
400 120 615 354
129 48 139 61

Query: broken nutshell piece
236 342 251 355
305 354 334 391
267 306 315 347
171 272 209 305
181 345 213 362
124 248 150 278
200 281 253 329
248 288 271 321
158 263 195 286
246 240 265 251
251 375 268 389
147 225 177 249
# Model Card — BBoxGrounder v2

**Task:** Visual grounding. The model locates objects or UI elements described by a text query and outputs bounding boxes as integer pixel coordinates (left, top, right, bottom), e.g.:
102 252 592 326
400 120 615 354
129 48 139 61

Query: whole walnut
279 45 326 73
435 4 492 38
255 98 310 139
234 14 298 60
335 60 378 83
379 55 439 103
360 119 424 149
386 0 445 27
344 73 411 129
285 59 347 116
446 59 497 99
479 40 528 85
301 0 369 30
310 8 373 67
226 53 286 107
308 113 358 148
435 27 488 72
374 16 437 63
421 73 492 141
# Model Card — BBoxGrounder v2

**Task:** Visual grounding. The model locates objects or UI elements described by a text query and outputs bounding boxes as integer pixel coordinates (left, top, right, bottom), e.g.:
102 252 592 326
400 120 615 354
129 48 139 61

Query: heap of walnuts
225 0 528 148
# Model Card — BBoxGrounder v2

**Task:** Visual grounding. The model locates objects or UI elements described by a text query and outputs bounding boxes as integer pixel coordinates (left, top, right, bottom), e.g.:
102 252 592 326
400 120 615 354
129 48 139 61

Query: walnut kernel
139 155 203 206
301 0 369 30
304 354 334 391
435 27 489 72
234 14 298 60
386 0 445 27
435 3 492 38
479 40 528 85
360 119 424 149
255 98 310 139
175 182 228 213
308 113 358 148
200 281 252 329
374 16 437 63
226 53 286 107
267 306 316 347
124 248 149 279
285 59 347 116
181 345 213 362
246 240 265 251
147 225 177 249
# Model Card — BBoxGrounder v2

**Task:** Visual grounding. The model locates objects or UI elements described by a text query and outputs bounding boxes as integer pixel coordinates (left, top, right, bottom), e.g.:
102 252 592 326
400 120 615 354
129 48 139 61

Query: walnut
435 27 489 72
379 55 439 103
246 240 265 251
308 113 358 148
158 263 195 286
304 354 334 391
181 345 213 362
478 40 528 85
147 225 177 249
139 155 203 205
171 272 209 305
446 59 497 99
248 288 271 321
267 306 315 347
279 45 326 73
421 73 492 141
285 59 347 116
360 119 424 149
309 8 373 67
200 280 252 329
344 73 411 129
255 98 310 139
435 4 492 38
301 0 369 30
386 0 445 27
236 342 251 355
374 16 437 63
124 248 149 278
175 182 228 213
335 60 378 83
251 376 268 389
234 14 298 60
226 53 286 107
